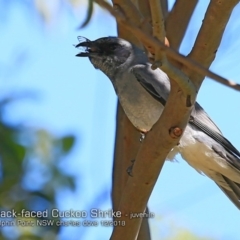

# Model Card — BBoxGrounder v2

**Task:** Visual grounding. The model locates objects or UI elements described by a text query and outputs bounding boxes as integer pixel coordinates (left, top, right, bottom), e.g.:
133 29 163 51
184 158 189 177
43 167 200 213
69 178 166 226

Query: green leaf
13 143 26 161
61 135 75 153
79 0 94 28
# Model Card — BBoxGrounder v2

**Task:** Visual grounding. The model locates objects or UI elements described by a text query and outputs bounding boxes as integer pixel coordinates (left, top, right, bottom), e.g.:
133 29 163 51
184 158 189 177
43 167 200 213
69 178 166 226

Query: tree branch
95 1 195 240
137 0 152 35
148 0 196 102
160 0 168 19
149 0 166 61
112 105 140 212
149 0 165 41
111 81 194 240
137 0 169 45
93 0 240 239
111 1 151 239
166 0 198 50
112 0 153 48
95 0 240 91
185 0 239 86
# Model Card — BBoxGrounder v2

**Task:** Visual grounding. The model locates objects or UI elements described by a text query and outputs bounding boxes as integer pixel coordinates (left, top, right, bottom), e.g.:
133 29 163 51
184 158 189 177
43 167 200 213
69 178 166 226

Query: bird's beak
75 41 100 57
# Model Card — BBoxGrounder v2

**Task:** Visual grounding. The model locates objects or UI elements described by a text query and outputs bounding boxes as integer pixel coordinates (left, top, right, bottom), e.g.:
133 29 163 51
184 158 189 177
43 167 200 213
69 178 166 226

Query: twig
137 0 152 35
160 0 169 19
149 0 196 101
149 0 166 66
185 0 240 86
112 0 151 34
166 0 198 50
149 0 165 42
160 60 196 104
95 0 240 92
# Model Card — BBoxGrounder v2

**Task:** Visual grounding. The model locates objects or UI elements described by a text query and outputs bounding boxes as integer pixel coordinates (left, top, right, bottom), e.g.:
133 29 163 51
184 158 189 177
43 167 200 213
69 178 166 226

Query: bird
75 36 240 209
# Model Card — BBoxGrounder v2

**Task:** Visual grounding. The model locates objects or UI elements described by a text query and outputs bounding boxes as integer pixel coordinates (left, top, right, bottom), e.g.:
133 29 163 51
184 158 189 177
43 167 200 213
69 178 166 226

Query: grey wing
132 64 240 208
190 102 240 164
217 177 240 210
188 103 240 209
131 63 170 105
132 63 240 161
191 102 222 134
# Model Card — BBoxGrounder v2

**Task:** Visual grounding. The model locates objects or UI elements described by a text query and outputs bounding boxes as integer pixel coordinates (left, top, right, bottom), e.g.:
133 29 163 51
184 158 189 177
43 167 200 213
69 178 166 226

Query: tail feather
217 175 240 210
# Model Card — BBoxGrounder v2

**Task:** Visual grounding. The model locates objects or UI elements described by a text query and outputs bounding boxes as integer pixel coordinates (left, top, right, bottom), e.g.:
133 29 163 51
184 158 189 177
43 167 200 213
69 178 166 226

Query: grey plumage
75 36 240 209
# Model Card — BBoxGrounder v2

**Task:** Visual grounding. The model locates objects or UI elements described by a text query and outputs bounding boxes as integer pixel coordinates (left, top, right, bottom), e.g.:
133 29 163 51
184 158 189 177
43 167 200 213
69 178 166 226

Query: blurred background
0 0 240 239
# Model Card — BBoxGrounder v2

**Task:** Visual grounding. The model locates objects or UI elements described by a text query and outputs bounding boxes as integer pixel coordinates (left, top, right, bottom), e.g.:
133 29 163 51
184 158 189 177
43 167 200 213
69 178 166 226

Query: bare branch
137 0 152 30
159 60 196 103
112 0 151 43
185 0 239 86
112 0 141 25
112 105 141 211
149 0 165 41
148 0 196 102
112 113 151 240
149 0 167 62
136 207 151 240
135 27 240 91
111 1 152 239
160 0 168 19
112 0 142 47
93 0 240 239
95 0 240 91
166 0 198 50
137 0 168 39
111 81 194 240
96 1 196 240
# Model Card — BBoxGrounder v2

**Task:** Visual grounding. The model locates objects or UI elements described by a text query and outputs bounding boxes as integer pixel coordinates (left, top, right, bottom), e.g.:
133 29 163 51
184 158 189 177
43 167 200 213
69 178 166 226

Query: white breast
169 125 240 190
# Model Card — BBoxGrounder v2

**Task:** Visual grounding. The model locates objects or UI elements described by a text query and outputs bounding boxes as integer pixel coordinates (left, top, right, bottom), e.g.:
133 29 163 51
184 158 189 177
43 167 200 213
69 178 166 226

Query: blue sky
1 1 240 239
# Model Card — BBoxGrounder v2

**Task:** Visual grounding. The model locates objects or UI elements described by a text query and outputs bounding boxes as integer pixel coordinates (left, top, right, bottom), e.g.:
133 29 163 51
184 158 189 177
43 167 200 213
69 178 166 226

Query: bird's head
75 37 134 76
